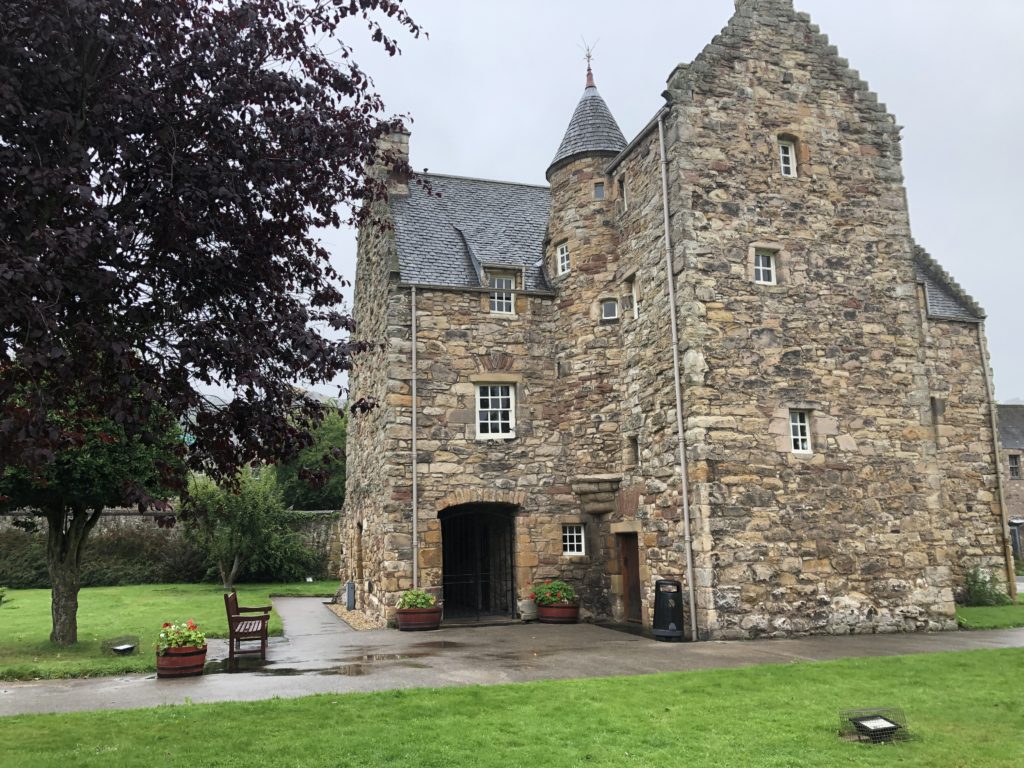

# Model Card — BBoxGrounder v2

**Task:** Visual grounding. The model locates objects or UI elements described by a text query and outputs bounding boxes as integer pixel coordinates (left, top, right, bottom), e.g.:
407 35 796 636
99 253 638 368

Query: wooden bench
224 591 271 669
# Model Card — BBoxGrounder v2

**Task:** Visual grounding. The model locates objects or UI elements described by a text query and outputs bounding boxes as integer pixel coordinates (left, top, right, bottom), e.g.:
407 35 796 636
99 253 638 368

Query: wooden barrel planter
537 604 579 624
156 646 208 678
396 606 442 631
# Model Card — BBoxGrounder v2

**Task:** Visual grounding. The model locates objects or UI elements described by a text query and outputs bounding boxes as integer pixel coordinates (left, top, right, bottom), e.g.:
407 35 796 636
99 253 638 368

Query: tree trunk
45 503 103 646
219 554 243 591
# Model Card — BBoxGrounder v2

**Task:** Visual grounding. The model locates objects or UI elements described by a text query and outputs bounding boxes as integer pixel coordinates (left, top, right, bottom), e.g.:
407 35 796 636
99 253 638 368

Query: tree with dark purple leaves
0 0 419 645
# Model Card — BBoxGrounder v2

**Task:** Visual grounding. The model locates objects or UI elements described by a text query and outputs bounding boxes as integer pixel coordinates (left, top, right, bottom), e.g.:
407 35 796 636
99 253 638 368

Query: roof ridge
415 171 549 191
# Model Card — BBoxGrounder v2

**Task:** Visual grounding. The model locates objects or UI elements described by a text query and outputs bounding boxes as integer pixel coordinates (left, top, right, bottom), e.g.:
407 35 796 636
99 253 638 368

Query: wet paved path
2 597 1023 717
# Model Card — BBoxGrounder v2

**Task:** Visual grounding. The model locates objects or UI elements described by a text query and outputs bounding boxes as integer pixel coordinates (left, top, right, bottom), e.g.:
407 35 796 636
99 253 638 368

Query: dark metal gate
441 506 515 620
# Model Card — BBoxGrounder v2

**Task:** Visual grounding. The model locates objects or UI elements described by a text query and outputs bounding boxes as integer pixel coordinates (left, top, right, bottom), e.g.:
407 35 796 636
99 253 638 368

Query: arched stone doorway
440 503 516 621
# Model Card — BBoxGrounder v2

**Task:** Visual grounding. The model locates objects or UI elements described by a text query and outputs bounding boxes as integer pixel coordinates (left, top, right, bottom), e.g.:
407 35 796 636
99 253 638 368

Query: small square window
594 182 605 200
488 271 515 314
1010 455 1021 480
562 524 585 555
790 410 811 454
556 243 571 275
754 249 777 285
601 298 619 322
477 384 515 440
779 141 797 177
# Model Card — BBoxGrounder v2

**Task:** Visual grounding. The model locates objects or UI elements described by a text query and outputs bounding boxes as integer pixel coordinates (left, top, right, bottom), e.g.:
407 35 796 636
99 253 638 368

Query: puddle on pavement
411 640 464 650
318 664 368 677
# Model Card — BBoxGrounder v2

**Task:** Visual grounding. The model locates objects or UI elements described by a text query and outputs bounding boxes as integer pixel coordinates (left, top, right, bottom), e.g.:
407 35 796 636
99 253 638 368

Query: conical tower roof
546 67 626 180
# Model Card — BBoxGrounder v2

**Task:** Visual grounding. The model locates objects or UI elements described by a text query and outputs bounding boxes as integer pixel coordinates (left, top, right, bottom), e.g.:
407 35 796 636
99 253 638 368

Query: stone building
997 404 1024 559
340 0 1016 638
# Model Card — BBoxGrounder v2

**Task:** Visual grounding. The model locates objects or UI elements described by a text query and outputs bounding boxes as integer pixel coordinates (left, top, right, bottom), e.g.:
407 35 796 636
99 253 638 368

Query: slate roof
998 405 1024 450
912 245 984 322
547 80 627 179
391 174 552 292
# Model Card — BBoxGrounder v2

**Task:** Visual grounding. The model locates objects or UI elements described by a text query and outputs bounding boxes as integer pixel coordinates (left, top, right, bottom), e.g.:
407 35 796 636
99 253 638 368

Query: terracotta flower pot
156 645 208 678
396 605 443 631
537 603 579 624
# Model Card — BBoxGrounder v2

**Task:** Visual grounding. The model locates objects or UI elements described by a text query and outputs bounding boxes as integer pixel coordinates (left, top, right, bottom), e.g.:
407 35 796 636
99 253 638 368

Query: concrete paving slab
2 597 1023 717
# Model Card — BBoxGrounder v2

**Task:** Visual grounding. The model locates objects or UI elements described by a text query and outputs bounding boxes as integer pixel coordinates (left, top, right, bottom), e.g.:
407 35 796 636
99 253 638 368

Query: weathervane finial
580 38 598 87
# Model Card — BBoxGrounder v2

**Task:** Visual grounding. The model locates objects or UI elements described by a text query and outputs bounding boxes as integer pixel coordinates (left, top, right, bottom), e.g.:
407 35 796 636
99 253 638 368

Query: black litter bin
652 579 684 642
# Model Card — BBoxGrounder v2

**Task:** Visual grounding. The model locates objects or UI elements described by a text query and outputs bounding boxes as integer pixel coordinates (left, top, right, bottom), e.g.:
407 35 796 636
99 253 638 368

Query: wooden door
618 533 642 623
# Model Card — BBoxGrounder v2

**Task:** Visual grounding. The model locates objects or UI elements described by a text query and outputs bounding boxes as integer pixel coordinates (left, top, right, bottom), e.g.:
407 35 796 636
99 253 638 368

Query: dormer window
487 271 516 314
556 243 571 275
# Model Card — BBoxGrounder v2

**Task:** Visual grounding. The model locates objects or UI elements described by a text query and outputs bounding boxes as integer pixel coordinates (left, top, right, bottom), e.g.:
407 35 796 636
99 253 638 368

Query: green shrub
0 586 7 605
397 589 436 609
1016 558 1024 577
0 523 207 589
182 472 329 588
961 566 1013 607
0 529 49 588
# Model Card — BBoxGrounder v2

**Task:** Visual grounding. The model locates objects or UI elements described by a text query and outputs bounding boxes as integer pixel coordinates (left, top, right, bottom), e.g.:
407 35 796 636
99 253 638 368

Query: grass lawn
957 601 1024 630
1 649 1021 767
0 581 337 681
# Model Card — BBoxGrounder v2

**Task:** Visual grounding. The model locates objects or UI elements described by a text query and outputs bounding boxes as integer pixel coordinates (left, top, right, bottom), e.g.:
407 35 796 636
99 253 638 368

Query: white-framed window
779 140 797 178
754 249 777 285
488 271 515 314
477 384 515 440
601 298 619 322
562 524 585 555
556 243 571 275
789 410 811 454
594 181 605 200
1010 454 1021 480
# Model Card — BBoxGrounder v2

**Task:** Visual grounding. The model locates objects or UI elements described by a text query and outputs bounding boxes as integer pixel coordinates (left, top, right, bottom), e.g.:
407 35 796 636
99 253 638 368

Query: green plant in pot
531 579 579 624
395 588 442 631
154 619 208 678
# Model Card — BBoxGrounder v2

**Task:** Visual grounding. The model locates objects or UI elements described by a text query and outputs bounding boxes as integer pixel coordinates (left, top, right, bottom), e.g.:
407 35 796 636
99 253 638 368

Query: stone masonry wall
340 195 404 619
609 126 700 628
545 154 631 617
659 0 957 636
922 317 1011 587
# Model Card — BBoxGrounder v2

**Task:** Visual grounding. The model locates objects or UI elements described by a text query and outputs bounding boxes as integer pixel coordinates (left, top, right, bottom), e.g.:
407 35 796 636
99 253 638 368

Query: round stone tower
545 66 628 480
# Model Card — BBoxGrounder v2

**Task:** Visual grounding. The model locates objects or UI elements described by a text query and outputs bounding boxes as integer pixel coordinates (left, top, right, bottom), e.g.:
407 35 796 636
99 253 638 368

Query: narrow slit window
562 524 585 555
1010 455 1021 480
789 410 811 454
556 243 571 275
754 249 777 285
779 141 797 178
488 272 515 314
618 176 627 210
623 276 639 318
627 435 640 466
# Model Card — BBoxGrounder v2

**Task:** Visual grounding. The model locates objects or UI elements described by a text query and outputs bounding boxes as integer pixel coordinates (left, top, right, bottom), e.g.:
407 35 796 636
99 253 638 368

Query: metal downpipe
411 285 419 589
979 323 1016 600
658 113 699 641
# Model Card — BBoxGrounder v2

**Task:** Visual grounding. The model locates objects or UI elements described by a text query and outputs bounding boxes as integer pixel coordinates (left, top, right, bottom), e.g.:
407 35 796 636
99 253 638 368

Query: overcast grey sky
318 0 1024 402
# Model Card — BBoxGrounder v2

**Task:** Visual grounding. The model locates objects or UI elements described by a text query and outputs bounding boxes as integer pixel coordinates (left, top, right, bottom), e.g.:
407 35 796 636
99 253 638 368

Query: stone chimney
376 129 411 197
